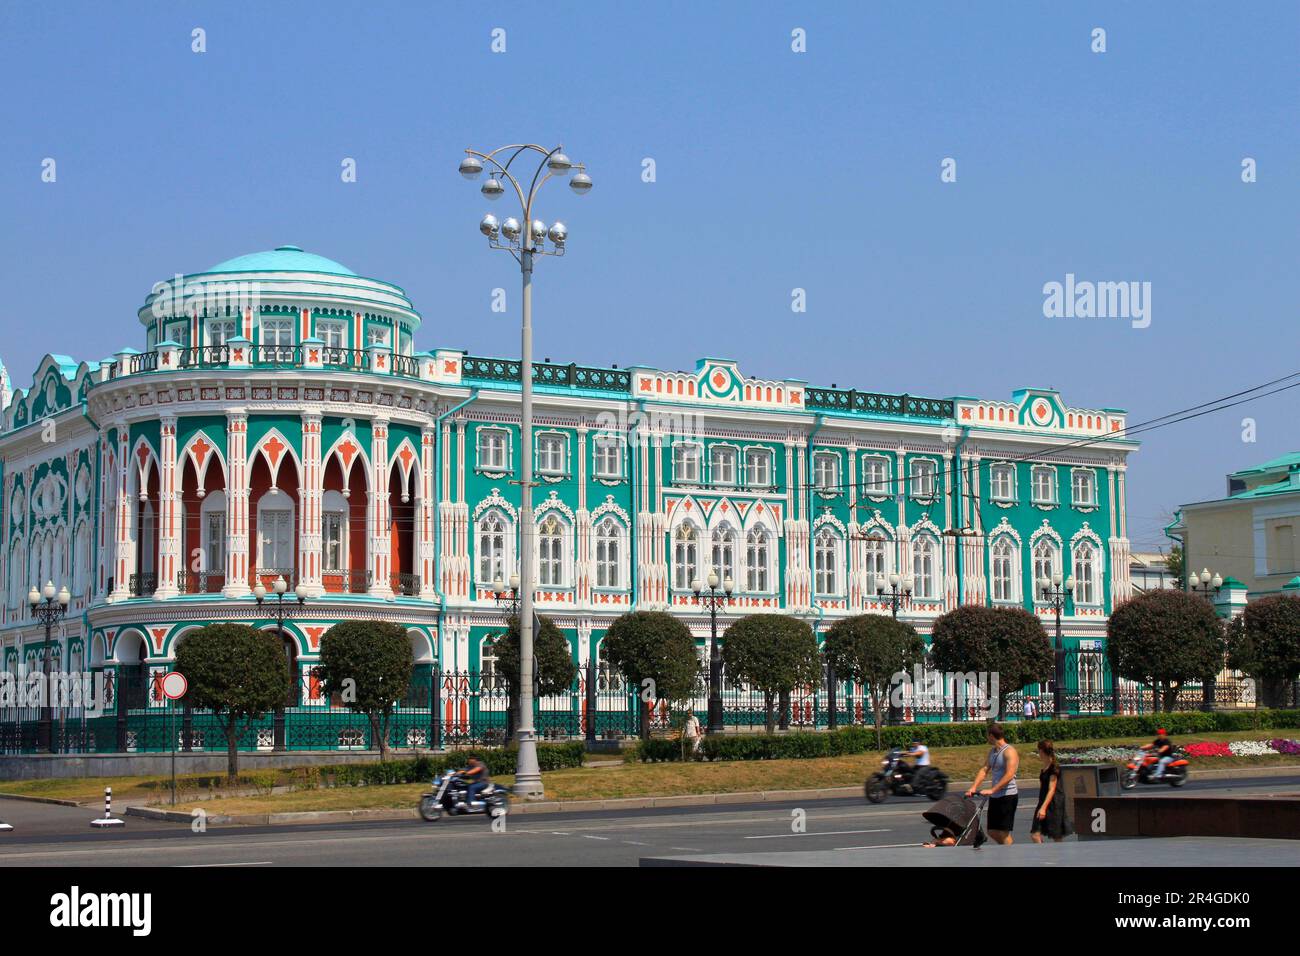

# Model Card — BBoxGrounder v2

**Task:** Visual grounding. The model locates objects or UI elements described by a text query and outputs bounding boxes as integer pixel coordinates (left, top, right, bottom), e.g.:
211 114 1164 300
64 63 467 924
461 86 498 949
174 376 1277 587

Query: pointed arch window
990 536 1019 603
674 523 699 590
745 527 771 592
538 515 565 587
477 510 509 585
1033 538 1061 597
1073 540 1099 605
711 524 737 584
864 532 890 580
814 527 841 595
594 517 623 588
912 535 938 599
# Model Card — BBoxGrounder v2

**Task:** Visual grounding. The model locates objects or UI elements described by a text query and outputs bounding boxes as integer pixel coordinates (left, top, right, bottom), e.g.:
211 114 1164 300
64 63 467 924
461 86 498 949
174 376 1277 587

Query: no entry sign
161 671 188 700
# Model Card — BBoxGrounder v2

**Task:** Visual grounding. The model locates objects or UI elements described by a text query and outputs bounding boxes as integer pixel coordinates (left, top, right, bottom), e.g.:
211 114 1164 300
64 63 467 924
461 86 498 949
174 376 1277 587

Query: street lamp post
255 576 306 751
1188 568 1223 711
693 570 733 735
459 144 591 799
491 573 523 740
29 581 70 753
1038 573 1075 718
873 572 913 620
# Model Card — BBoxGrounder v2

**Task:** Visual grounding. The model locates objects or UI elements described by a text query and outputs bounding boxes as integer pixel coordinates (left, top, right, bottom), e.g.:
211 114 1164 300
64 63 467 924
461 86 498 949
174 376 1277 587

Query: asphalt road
1 772 1296 867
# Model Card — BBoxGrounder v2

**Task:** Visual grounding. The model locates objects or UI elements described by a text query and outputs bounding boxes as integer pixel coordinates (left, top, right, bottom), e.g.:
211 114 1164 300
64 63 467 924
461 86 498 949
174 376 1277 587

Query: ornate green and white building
0 246 1139 751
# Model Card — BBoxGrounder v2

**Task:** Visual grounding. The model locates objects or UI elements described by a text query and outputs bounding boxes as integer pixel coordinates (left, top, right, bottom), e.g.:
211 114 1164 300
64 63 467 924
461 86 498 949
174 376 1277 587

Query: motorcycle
865 747 948 803
419 771 511 823
1121 748 1190 789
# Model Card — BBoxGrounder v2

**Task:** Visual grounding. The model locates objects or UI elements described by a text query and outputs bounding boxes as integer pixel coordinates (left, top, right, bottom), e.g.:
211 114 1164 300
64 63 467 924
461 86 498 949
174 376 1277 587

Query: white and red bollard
90 785 125 828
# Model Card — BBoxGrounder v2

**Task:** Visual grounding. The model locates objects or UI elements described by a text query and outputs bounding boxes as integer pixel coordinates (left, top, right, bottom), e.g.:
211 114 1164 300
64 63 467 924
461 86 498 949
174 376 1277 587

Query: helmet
1157 728 1167 735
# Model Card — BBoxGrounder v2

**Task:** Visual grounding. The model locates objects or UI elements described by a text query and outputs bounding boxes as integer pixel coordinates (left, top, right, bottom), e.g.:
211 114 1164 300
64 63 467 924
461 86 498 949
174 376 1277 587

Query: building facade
0 247 1140 752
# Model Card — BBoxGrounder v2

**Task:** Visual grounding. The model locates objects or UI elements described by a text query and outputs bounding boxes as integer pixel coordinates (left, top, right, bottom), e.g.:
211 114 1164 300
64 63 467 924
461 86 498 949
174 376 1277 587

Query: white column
153 416 180 598
298 412 323 596
223 410 251 597
418 425 438 599
575 424 591 606
369 417 393 597
109 424 134 602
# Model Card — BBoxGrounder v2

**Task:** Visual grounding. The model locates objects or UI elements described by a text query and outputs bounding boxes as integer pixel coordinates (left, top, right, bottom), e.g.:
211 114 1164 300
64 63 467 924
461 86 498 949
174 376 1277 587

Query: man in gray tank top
966 722 1020 844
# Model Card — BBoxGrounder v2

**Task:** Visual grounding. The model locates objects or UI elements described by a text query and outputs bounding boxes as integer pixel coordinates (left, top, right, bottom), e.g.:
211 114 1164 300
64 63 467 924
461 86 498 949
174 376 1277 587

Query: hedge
628 710 1300 763
302 742 587 788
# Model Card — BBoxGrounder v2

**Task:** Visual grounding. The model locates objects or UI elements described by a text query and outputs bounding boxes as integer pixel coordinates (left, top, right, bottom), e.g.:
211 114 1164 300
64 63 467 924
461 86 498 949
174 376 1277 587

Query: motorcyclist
1141 728 1173 779
458 754 490 808
897 739 931 788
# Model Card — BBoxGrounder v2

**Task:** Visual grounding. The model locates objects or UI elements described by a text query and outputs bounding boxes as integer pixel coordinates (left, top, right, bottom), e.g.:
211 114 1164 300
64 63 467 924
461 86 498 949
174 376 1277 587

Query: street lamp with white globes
692 569 733 735
1038 572 1075 717
255 575 307 750
458 143 591 798
873 571 913 619
29 580 71 752
1188 568 1223 710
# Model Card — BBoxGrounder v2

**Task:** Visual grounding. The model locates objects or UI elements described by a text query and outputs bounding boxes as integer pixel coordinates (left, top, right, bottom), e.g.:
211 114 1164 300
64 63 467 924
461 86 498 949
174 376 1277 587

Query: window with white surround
863 456 890 498
1073 540 1099 604
912 535 938 599
477 511 509 585
256 498 294 570
814 527 841 594
201 491 227 576
990 536 1019 603
710 446 737 486
321 490 347 573
260 317 294 346
538 515 565 586
316 319 347 349
537 434 566 475
674 524 699 590
1031 466 1057 505
164 320 189 347
1072 469 1096 507
477 429 510 472
207 319 237 347
366 325 391 349
673 443 702 484
745 448 772 487
594 518 623 588
990 463 1016 502
711 524 737 584
814 453 839 493
910 459 937 499
1033 539 1060 596
594 437 623 479
745 528 770 592
864 533 889 580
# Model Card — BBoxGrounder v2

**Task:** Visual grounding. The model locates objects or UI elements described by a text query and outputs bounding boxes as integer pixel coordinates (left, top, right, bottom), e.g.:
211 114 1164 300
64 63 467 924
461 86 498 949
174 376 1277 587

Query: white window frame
862 455 891 499
814 527 842 595
593 437 623 479
164 320 189 347
710 445 738 486
863 533 890 581
673 442 702 485
910 458 937 500
990 463 1016 503
366 324 392 349
477 428 511 473
256 497 295 571
1073 540 1100 605
537 514 567 587
316 319 347 350
207 319 237 347
744 527 771 593
990 536 1019 603
674 523 700 590
200 490 228 576
1031 466 1057 505
1071 468 1097 508
536 433 567 476
814 453 840 494
476 510 512 586
744 447 772 488
594 517 624 589
912 535 938 599
1032 539 1061 599
260 317 294 346
321 490 348 573
711 524 737 584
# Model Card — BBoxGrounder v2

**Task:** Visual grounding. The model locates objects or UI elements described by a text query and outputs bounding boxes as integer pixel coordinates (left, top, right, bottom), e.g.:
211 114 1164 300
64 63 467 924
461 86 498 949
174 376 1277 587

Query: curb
0 793 85 808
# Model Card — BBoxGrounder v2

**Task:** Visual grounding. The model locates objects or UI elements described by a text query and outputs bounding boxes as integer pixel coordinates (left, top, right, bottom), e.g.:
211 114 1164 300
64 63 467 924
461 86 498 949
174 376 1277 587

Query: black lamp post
29 580 70 753
1188 567 1223 711
255 575 306 750
873 572 913 619
1037 573 1074 718
693 569 733 735
492 573 522 616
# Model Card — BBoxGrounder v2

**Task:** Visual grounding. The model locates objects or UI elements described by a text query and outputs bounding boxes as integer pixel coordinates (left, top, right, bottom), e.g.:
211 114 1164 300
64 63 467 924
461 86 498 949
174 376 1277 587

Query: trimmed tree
1226 594 1300 707
822 614 926 746
929 605 1053 719
602 611 702 739
721 614 822 734
317 620 414 761
173 624 290 780
1107 589 1225 711
487 614 579 739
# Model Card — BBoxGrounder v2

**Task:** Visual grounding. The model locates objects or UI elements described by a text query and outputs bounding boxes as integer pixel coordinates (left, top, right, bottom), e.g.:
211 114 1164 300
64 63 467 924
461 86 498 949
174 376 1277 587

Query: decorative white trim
472 487 518 522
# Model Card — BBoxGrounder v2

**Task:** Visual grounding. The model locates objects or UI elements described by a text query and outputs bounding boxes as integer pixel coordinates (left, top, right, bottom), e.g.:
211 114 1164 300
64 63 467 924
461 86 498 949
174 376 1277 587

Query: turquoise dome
204 245 357 277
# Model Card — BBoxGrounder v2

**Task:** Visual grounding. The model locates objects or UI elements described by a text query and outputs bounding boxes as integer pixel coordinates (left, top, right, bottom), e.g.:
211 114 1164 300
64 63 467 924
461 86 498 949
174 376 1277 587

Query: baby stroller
921 793 987 847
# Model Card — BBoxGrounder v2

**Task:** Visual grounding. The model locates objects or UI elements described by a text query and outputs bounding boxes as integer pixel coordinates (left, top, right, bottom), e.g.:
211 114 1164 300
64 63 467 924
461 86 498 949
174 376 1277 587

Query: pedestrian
681 711 702 759
1030 740 1073 844
966 721 1019 845
1022 697 1037 721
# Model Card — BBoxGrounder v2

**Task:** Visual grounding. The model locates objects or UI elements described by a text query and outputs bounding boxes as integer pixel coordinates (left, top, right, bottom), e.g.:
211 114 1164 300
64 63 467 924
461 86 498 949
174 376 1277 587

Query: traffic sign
161 671 188 700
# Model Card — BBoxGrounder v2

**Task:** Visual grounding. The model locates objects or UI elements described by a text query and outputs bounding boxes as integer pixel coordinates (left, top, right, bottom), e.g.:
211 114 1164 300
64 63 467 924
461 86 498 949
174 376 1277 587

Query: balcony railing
804 387 955 421
128 572 157 596
250 568 297 590
322 569 372 594
177 570 226 595
390 572 421 597
461 356 632 394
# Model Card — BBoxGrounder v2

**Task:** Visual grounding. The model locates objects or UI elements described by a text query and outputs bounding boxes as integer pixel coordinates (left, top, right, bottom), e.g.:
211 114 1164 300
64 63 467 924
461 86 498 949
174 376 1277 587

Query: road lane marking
745 828 890 840
177 861 273 867
833 842 920 850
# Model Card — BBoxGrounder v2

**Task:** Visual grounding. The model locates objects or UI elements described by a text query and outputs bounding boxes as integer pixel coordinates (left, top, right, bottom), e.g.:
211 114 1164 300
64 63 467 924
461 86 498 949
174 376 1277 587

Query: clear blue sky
2 1 1296 550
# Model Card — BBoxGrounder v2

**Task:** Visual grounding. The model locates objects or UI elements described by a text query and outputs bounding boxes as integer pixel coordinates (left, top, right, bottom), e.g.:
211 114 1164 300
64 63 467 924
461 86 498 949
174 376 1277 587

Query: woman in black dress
1031 740 1073 843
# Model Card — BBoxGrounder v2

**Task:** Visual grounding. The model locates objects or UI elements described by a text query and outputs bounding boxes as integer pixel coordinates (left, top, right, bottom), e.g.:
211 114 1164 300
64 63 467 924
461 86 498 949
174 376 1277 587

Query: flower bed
1059 738 1300 763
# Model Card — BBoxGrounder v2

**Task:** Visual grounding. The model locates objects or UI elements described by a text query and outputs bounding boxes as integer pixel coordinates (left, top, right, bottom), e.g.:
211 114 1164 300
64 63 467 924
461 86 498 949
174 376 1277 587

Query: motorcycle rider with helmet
1142 728 1174 779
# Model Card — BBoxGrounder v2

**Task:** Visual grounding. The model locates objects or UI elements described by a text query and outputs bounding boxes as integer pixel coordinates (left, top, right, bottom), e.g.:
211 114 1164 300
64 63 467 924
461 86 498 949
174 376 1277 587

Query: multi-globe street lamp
873 572 914 619
459 144 591 798
692 570 733 735
1188 567 1223 711
1037 572 1075 717
29 580 70 753
255 575 306 750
